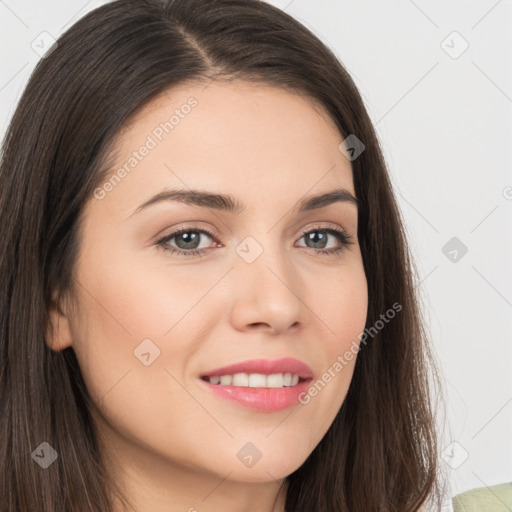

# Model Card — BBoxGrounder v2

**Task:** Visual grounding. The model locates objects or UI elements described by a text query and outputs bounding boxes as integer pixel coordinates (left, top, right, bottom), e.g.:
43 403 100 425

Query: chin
232 449 309 483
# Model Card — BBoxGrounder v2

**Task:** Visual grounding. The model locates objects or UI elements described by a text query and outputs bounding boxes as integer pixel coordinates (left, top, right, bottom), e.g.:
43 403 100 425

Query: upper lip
200 357 313 379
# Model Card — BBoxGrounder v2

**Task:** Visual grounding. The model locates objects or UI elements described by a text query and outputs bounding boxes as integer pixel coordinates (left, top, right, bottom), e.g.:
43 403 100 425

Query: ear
46 290 73 351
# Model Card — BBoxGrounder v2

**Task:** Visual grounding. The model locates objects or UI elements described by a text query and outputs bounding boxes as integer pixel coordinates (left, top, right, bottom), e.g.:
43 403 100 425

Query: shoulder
452 482 512 512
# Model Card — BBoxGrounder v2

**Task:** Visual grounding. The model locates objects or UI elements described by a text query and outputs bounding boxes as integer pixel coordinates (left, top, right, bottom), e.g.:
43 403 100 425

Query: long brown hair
0 0 445 510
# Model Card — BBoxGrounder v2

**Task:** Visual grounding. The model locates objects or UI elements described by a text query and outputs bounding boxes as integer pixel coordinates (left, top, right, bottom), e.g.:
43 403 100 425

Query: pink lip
200 357 313 379
199 357 314 413
199 378 312 412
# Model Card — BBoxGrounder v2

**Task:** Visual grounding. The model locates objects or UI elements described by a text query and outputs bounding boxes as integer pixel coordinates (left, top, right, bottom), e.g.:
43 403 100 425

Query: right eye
156 227 220 258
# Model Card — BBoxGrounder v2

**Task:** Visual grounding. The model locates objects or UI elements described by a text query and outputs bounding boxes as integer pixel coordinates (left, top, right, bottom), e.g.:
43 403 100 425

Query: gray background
1 0 511 502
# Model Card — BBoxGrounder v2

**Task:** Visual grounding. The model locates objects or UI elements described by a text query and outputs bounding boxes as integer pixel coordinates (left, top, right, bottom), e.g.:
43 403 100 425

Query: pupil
307 231 327 249
176 231 200 249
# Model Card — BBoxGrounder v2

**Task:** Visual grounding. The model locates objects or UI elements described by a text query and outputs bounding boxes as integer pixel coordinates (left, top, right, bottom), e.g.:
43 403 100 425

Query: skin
47 79 368 512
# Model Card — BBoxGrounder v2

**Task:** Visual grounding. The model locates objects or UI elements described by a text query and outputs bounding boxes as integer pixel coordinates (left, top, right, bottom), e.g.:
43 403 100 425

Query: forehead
93 79 355 218
118 78 342 146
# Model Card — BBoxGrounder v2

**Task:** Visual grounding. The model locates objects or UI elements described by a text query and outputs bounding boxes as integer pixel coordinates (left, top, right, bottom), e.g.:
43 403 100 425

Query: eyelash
156 224 354 259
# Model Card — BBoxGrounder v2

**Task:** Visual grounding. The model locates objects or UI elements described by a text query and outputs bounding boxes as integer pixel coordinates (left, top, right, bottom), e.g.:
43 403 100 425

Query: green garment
452 482 512 512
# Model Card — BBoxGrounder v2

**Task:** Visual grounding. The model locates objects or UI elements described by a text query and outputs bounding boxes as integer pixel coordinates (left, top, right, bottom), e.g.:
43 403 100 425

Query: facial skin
47 79 368 512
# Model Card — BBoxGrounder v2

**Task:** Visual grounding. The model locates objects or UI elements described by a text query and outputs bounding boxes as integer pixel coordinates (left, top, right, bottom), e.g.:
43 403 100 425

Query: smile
202 372 301 388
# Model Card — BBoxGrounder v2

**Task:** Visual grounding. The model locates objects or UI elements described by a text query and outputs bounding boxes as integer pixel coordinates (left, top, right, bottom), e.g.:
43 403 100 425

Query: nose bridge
229 230 304 330
235 230 289 284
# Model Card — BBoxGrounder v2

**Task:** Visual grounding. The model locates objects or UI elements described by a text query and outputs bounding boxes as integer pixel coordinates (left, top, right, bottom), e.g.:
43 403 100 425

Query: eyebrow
129 187 359 218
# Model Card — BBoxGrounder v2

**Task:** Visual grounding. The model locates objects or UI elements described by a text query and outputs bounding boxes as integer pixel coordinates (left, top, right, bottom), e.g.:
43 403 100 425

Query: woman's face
49 80 367 492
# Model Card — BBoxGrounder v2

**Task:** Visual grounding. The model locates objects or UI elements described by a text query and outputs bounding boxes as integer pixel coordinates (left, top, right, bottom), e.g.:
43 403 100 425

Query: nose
228 240 305 335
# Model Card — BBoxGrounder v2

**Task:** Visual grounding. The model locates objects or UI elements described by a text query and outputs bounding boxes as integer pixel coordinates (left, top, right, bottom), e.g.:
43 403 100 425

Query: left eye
296 228 350 251
156 226 353 257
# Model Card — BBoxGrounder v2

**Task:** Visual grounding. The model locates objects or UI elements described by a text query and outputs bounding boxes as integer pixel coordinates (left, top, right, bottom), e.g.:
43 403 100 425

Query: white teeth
219 375 232 385
266 373 283 388
248 373 267 387
232 373 249 386
207 372 302 388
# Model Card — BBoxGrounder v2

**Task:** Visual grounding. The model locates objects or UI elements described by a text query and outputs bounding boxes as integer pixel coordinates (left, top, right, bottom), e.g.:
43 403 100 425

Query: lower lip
199 378 313 412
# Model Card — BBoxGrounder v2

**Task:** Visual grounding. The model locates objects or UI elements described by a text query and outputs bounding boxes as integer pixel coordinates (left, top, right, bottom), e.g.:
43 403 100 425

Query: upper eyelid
161 222 347 236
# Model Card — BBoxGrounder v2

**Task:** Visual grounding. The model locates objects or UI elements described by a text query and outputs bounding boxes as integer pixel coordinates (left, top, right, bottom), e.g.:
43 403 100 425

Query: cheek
315 261 368 353
68 249 228 433
68 277 200 462
299 264 367 426
84 247 230 341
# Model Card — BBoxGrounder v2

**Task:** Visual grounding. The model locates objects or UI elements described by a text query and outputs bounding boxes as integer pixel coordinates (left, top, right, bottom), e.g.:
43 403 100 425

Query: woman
0 0 446 510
